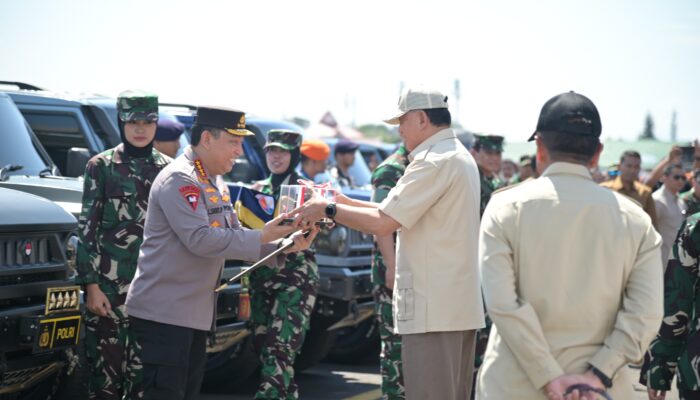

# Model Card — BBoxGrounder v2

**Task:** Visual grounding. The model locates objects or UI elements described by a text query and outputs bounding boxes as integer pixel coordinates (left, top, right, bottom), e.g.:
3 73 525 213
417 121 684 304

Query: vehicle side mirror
66 147 91 177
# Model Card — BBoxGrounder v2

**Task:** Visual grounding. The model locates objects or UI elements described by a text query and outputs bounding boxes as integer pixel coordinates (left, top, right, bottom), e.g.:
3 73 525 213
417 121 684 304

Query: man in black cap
126 106 319 400
153 118 185 158
477 92 663 399
330 138 359 187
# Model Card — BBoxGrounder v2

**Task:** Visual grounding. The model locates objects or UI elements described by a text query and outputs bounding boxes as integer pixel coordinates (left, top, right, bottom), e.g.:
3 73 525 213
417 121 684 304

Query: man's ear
419 110 429 127
535 135 547 174
200 130 211 149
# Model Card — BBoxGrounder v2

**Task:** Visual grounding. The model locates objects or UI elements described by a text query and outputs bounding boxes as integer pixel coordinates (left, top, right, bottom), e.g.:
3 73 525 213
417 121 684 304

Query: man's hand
544 372 605 400
668 145 682 164
283 226 321 254
86 283 111 317
647 387 666 400
261 213 302 244
291 197 330 225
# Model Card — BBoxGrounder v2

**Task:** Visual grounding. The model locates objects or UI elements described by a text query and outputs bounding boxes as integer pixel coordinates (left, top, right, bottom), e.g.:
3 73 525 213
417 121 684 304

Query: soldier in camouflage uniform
370 144 410 400
75 91 170 400
681 169 700 217
640 211 700 400
472 134 506 217
470 134 505 398
250 130 319 400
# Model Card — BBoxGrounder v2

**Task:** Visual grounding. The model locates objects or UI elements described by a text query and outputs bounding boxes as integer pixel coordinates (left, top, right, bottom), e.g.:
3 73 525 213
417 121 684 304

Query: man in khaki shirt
600 150 657 228
296 86 484 400
653 163 688 264
477 92 663 400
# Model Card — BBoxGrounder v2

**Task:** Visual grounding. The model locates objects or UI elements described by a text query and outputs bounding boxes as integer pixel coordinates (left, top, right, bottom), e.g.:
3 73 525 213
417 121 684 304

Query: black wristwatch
325 202 337 220
589 366 613 388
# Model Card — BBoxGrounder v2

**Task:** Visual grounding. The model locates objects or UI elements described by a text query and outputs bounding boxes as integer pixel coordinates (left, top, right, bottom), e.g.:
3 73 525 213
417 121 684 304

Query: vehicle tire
324 318 380 364
201 336 260 393
293 315 338 372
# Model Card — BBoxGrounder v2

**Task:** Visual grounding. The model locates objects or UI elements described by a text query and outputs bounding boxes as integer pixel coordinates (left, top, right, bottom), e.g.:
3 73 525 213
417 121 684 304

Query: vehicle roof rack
0 81 45 91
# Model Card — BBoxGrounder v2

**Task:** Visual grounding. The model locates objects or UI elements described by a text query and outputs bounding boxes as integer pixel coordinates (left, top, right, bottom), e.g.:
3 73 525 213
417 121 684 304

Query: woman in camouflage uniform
75 90 170 400
250 129 319 400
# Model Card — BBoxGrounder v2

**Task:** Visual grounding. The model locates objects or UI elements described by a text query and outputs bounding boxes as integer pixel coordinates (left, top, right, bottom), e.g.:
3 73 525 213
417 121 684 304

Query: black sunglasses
672 174 687 181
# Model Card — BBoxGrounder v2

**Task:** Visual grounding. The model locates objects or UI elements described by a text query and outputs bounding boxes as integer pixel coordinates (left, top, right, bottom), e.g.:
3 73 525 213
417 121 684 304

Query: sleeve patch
179 185 200 211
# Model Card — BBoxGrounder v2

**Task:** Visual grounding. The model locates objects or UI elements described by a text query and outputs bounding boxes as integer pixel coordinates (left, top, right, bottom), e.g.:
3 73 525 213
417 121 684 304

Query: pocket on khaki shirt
395 272 415 321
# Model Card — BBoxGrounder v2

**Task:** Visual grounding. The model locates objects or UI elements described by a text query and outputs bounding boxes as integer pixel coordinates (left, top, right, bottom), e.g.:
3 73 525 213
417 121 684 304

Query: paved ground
201 359 382 400
200 362 678 400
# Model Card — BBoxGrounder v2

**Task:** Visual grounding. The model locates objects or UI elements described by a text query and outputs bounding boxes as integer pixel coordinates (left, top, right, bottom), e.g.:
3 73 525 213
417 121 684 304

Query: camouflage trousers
374 284 405 400
250 257 319 400
85 310 143 400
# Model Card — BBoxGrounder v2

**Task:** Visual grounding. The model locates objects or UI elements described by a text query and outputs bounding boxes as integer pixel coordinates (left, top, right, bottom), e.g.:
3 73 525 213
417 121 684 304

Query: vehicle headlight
65 234 79 273
328 226 348 256
313 225 349 256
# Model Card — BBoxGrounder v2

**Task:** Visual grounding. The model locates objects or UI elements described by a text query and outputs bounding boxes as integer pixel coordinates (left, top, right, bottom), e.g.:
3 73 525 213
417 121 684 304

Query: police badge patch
179 185 200 211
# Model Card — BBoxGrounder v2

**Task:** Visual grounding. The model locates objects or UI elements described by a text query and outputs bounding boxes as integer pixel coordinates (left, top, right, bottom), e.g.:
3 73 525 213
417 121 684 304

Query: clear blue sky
1 0 698 143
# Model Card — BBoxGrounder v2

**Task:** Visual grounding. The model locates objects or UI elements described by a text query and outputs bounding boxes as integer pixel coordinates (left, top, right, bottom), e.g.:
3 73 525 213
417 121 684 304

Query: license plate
33 314 81 353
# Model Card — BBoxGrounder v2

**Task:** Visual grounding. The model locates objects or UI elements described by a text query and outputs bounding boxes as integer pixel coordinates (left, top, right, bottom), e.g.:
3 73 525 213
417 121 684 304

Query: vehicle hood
0 187 77 232
0 175 83 217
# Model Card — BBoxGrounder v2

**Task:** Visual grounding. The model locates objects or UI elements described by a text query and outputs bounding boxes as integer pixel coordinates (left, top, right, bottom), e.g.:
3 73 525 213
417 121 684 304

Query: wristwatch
589 366 613 388
325 202 337 220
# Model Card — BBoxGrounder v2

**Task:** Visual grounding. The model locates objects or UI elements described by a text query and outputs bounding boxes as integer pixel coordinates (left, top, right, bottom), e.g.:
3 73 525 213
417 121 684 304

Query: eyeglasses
672 174 687 181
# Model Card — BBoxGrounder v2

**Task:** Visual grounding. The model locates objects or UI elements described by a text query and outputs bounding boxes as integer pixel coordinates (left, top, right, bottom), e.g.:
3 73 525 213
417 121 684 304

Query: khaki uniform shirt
126 146 281 331
653 185 687 264
379 128 485 335
600 176 657 228
477 162 663 399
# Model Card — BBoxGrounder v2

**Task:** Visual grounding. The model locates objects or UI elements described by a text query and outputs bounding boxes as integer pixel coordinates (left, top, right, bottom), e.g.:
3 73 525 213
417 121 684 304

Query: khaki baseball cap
384 86 449 125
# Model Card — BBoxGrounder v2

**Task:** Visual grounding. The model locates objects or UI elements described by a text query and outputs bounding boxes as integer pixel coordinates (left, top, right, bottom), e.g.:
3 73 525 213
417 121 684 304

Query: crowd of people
74 87 700 400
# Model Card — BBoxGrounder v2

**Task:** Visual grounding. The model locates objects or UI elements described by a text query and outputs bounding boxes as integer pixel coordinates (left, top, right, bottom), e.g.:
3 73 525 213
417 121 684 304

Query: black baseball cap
195 106 253 136
528 91 602 141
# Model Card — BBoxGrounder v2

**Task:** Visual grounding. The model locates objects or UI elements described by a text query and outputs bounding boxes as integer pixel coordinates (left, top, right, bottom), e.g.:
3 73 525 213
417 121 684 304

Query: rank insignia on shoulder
179 185 200 211
209 196 219 204
222 195 230 202
205 187 217 193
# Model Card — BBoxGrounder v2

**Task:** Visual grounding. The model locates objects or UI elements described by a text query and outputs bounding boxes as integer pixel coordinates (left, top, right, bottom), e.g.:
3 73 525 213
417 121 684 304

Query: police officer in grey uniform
126 106 318 400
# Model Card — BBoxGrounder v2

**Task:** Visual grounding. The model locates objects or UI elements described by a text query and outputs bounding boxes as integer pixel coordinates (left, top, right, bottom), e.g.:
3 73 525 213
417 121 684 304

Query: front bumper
0 289 83 394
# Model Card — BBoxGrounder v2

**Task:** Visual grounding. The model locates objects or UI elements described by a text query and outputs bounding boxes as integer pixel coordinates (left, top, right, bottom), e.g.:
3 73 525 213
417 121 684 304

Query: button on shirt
379 128 485 335
653 185 687 264
477 162 663 399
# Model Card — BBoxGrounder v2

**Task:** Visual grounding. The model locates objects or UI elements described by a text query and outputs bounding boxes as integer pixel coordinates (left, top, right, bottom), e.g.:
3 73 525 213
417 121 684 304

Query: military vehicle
0 186 84 398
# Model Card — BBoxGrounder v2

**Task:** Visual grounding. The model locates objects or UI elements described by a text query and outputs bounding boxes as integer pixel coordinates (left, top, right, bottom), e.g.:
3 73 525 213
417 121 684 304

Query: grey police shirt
126 146 282 331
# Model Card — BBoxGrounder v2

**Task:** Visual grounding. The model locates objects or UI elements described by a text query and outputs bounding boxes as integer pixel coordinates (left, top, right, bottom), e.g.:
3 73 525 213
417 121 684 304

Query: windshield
323 148 372 189
0 94 50 176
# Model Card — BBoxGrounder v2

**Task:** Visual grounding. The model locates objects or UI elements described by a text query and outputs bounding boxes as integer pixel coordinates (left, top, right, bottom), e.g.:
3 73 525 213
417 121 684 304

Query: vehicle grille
348 229 373 257
0 234 68 303
0 237 50 267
